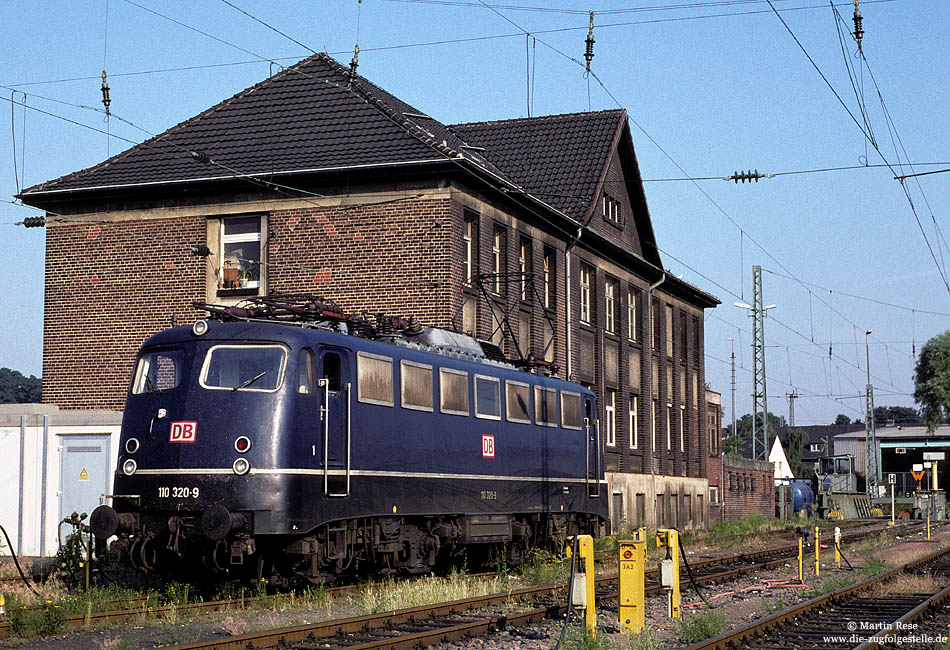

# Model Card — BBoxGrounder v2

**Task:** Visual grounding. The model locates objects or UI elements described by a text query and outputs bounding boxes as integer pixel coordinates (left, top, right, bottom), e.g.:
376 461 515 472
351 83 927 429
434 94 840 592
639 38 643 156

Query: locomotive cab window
200 345 286 392
474 375 501 420
440 368 469 416
560 391 582 430
535 386 557 427
401 361 433 411
132 349 184 394
506 381 531 424
357 352 393 406
297 349 314 394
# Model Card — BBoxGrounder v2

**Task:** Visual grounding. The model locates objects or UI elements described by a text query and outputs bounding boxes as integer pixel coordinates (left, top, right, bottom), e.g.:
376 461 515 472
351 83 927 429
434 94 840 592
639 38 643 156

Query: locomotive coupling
202 504 247 541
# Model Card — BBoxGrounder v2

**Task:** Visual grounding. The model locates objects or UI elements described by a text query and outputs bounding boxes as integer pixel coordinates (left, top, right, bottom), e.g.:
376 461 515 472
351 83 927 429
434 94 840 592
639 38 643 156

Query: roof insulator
191 150 213 165
852 0 864 51
350 43 360 76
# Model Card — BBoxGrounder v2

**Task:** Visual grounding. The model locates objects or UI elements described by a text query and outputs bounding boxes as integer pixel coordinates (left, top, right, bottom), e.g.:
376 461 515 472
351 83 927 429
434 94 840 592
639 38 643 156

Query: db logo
482 435 495 458
170 421 197 443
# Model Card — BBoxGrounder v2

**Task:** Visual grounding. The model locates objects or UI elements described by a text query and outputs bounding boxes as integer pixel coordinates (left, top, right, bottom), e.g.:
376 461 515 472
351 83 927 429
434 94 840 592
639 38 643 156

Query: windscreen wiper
232 371 267 391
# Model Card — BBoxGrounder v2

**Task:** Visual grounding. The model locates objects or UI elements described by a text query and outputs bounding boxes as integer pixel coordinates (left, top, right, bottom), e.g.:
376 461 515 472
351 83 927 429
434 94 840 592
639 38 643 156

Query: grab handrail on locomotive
90 295 608 585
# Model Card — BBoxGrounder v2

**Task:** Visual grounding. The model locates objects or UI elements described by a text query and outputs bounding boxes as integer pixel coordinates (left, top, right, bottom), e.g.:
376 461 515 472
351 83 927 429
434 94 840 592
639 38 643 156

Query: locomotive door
318 348 351 497
584 397 601 498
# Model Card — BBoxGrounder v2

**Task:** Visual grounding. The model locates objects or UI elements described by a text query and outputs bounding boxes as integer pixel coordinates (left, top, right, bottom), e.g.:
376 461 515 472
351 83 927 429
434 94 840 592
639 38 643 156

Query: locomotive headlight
125 438 140 454
234 436 251 453
122 458 137 476
232 457 250 476
192 319 209 336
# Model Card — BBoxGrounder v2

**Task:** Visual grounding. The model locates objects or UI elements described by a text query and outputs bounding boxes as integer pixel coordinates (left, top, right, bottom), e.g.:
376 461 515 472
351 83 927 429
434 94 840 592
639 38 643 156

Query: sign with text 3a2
170 421 197 443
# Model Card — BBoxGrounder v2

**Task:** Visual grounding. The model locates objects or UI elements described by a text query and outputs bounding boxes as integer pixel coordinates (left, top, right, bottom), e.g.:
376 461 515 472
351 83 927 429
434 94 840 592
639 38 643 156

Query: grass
868 573 940 596
762 594 787 615
628 625 663 650
348 567 511 615
704 513 784 548
677 607 727 644
516 548 570 585
808 575 855 596
562 624 624 650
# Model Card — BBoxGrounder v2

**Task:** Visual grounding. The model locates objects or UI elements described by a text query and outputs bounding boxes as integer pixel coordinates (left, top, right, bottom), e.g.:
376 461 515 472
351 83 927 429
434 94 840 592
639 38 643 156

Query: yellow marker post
566 534 597 637
798 535 804 583
833 526 841 570
656 528 681 619
618 528 646 634
814 526 820 577
0 592 5 616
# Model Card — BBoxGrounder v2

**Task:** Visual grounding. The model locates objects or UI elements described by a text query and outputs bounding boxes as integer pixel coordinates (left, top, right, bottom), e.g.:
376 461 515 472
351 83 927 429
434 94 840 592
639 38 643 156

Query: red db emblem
482 435 495 458
170 421 197 443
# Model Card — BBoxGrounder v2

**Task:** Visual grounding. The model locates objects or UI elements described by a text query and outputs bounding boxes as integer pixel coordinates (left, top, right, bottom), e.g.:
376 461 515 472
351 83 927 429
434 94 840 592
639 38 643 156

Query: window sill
602 215 625 231
217 288 260 298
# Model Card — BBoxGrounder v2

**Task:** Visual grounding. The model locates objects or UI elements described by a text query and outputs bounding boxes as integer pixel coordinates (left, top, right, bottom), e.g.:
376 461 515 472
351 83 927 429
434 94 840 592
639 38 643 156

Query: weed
677 607 727 643
858 551 888 579
95 635 138 650
164 581 197 606
869 573 940 596
563 624 622 650
7 601 67 637
157 620 193 646
704 513 782 547
517 548 569 585
762 595 787 615
628 625 663 650
809 575 854 596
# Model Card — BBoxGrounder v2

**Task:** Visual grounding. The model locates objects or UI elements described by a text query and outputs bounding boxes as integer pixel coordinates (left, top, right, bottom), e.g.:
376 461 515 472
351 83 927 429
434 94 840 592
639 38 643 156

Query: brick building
705 389 724 522
19 54 718 529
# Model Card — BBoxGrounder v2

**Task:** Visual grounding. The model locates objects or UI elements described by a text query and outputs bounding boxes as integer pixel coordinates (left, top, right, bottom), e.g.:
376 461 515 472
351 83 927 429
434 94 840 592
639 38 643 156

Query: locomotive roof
140 320 590 391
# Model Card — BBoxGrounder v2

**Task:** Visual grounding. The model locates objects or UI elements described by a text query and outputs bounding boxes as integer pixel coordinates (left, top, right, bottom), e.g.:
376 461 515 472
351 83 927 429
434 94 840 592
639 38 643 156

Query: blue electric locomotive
91 297 607 584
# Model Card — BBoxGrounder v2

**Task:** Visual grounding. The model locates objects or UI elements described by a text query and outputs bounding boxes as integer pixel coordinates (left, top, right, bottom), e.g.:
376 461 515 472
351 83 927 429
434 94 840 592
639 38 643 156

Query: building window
709 486 719 504
809 443 822 453
665 304 674 357
602 194 622 226
605 278 617 333
519 238 531 301
579 264 593 324
543 247 556 309
220 215 263 290
492 225 506 294
692 316 700 365
605 389 616 446
680 312 688 362
629 395 638 449
666 403 673 450
679 404 685 452
652 399 658 452
651 298 659 351
628 287 638 341
463 214 476 285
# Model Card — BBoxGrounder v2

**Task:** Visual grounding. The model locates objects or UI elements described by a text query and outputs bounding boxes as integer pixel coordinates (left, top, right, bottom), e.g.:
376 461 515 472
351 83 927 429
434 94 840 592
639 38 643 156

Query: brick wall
720 455 775 520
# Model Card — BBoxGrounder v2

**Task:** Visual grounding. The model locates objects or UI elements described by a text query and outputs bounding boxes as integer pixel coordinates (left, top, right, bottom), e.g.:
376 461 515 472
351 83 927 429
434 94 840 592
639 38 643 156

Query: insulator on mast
350 43 360 76
852 0 864 51
584 11 595 73
100 70 111 116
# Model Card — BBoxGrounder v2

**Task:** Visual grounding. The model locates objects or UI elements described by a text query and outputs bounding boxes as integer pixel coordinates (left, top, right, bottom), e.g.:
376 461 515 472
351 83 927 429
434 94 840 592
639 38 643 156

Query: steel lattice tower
751 266 769 460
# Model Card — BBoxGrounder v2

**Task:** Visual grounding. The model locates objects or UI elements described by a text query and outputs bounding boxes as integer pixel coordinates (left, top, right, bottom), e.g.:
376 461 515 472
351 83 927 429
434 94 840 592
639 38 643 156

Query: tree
834 414 852 425
873 405 922 426
0 368 42 403
914 331 950 432
784 428 808 478
723 411 787 457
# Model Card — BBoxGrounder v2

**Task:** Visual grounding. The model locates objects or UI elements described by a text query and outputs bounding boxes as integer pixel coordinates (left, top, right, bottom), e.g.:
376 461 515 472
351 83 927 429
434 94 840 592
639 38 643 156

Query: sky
1 0 947 426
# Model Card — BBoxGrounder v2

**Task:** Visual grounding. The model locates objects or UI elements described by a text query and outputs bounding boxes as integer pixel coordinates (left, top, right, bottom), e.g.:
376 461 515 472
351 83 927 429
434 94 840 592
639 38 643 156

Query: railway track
151 521 932 650
0 520 930 643
682 544 950 650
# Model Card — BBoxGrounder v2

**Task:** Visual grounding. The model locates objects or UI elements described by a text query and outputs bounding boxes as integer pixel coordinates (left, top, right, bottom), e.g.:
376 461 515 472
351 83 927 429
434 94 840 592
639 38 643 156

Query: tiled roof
20 54 501 196
451 110 624 221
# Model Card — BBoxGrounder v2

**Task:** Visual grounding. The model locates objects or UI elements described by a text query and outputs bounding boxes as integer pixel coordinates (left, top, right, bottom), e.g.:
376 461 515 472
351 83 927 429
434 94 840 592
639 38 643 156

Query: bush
677 608 727 643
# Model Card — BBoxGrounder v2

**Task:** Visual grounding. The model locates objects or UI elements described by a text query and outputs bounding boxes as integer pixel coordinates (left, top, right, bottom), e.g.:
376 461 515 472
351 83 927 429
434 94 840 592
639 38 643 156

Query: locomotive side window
505 381 531 424
535 387 557 426
357 352 393 406
474 375 501 420
200 345 286 392
439 368 469 416
132 349 184 394
560 391 583 430
322 352 342 393
297 349 314 394
401 361 433 412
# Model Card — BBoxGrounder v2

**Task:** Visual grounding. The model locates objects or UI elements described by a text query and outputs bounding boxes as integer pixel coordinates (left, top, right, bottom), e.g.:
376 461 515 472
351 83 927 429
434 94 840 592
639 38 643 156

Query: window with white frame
579 264 592 324
652 399 657 451
628 287 638 341
602 194 622 225
809 443 822 453
605 278 617 333
629 395 638 449
605 389 616 446
220 215 263 290
543 248 555 309
679 404 685 451
463 217 474 285
666 403 673 450
492 225 506 293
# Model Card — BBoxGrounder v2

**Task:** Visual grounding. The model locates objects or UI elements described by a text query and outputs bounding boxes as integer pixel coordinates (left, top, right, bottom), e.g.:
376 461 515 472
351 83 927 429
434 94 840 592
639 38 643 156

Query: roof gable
20 54 499 197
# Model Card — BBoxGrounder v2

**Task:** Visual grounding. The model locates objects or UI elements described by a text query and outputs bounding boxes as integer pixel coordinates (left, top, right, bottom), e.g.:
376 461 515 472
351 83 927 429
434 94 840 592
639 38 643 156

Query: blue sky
2 0 948 425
